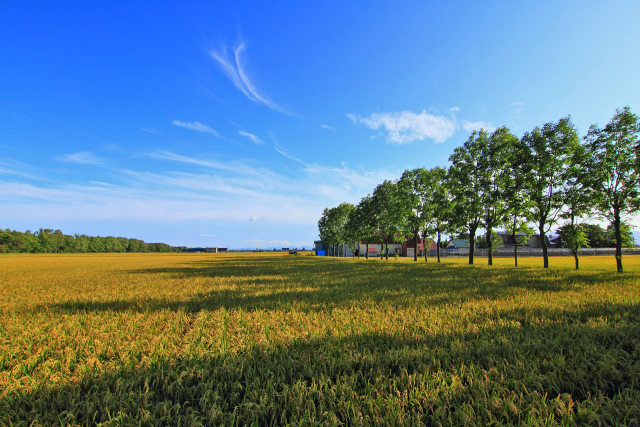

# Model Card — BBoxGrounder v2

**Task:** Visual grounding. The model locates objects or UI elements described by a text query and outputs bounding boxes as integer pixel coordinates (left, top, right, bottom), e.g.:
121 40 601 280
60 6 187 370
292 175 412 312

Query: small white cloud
450 106 460 112
463 121 496 133
238 130 264 145
248 216 264 222
511 101 525 106
141 127 161 135
171 120 220 137
59 151 102 165
350 110 456 144
320 124 335 131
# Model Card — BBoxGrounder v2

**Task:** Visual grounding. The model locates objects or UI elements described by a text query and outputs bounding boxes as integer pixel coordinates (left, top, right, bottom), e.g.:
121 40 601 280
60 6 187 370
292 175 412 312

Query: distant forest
0 228 181 253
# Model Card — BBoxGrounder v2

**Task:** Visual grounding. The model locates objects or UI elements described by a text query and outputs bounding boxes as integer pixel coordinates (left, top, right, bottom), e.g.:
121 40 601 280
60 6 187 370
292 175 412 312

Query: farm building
315 238 434 257
495 232 557 248
446 239 470 250
313 241 355 257
401 238 437 258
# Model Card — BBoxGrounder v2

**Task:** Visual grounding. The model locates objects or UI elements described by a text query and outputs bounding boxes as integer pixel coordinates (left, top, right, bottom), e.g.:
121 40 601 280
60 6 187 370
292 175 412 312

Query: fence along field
1 252 639 424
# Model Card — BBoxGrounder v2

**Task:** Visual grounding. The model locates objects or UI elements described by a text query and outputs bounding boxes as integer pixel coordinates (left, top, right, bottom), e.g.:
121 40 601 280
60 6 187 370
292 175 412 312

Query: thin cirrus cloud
170 120 221 137
238 130 264 145
348 110 456 144
59 151 103 165
462 120 496 133
209 42 285 113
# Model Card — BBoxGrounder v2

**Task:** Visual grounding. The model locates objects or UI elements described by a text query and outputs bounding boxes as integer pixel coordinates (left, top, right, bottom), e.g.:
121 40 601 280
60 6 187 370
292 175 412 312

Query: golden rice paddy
1 253 639 425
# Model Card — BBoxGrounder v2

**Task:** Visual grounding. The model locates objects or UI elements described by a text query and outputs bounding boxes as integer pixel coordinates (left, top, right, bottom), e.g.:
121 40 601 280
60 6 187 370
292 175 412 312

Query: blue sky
1 1 639 248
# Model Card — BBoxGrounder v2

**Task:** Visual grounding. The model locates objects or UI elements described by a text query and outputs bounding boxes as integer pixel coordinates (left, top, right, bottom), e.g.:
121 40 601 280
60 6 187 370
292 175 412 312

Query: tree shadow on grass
4 302 640 425
36 255 638 314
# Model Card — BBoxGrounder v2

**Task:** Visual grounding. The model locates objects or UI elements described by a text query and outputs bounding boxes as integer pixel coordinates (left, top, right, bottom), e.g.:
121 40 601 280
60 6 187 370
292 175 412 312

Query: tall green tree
345 197 374 258
480 127 518 265
448 130 487 264
427 166 453 263
317 202 355 257
318 207 338 256
356 195 378 259
583 107 640 273
503 135 533 266
522 117 581 268
398 168 432 262
561 143 594 270
371 180 410 260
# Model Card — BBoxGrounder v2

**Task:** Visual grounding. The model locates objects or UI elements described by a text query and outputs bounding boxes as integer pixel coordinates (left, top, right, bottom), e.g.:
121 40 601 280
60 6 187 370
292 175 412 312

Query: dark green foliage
556 223 635 249
318 202 356 257
0 228 179 253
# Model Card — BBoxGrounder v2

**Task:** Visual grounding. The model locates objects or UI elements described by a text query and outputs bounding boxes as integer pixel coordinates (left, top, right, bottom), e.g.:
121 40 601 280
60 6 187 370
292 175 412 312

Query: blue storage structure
314 240 327 256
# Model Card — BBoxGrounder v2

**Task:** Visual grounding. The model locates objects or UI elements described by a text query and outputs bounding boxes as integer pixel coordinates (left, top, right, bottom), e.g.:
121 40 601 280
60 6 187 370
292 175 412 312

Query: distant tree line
0 228 181 253
319 107 640 272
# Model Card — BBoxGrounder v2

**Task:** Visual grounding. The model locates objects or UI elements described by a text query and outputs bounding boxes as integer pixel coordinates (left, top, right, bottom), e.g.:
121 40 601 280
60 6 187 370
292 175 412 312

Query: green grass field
1 253 639 425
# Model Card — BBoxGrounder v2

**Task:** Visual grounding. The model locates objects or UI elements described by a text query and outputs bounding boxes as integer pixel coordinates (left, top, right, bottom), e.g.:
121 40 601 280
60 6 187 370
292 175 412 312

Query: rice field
1 252 639 425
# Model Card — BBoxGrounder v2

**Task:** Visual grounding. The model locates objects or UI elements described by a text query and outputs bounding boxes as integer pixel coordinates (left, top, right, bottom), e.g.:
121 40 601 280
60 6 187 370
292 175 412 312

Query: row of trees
318 107 640 272
0 228 180 253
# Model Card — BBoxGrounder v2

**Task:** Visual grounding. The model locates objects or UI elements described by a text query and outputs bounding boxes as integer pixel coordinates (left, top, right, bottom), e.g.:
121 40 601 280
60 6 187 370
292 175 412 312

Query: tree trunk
437 227 441 263
468 224 477 265
365 242 369 259
413 231 418 262
512 216 518 267
424 238 428 262
614 206 623 273
486 227 493 266
571 213 579 270
385 241 389 260
539 222 548 269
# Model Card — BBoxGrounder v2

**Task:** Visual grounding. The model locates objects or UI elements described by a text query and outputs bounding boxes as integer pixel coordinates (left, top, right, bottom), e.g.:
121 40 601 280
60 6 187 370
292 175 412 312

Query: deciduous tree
448 130 487 264
522 117 580 268
583 107 640 272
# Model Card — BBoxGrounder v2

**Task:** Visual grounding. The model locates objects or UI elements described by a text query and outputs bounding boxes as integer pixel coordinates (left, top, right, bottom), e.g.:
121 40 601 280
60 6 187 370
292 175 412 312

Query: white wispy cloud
273 143 305 164
147 150 263 176
349 110 456 144
141 127 161 135
320 124 335 131
210 42 284 113
462 120 496 133
170 120 220 137
238 130 264 145
59 151 103 165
